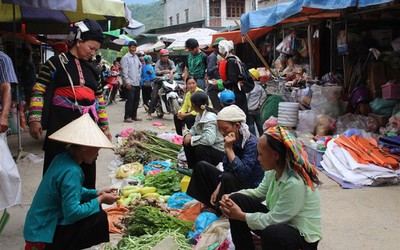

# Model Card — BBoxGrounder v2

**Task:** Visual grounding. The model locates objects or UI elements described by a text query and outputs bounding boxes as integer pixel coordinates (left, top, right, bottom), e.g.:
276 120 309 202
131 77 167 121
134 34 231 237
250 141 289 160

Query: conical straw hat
48 114 114 149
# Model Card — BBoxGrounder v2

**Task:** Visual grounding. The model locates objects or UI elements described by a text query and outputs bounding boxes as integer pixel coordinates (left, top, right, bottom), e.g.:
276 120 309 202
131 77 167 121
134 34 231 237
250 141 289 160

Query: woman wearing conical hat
24 114 119 250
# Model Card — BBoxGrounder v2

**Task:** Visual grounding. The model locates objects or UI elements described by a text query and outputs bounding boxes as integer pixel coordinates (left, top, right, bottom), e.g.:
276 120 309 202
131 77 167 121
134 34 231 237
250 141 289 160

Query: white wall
164 0 253 27
164 0 204 26
258 0 291 9
219 0 254 27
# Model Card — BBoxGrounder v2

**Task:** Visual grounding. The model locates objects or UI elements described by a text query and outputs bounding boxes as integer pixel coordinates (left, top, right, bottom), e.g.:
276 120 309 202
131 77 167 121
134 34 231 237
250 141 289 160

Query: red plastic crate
382 83 400 99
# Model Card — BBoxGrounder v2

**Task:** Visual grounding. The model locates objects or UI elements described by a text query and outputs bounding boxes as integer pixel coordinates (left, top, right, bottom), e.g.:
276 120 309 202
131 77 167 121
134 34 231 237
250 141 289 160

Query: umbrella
159 28 217 51
0 0 128 34
101 34 133 51
0 0 128 160
136 41 165 54
123 5 145 37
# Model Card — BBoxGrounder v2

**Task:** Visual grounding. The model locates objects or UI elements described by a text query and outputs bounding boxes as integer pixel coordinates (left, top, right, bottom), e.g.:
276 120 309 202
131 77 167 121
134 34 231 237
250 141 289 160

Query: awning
240 0 394 35
136 41 165 53
158 28 217 51
210 26 274 47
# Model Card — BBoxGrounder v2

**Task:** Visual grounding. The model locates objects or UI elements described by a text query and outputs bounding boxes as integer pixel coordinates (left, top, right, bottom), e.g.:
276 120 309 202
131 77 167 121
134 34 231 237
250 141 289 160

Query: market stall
237 0 400 188
98 129 234 249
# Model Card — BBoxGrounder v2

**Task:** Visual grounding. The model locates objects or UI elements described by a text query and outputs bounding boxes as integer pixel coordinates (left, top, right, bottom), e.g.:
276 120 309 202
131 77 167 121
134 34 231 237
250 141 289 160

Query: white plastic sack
296 110 318 134
0 133 22 210
195 218 230 250
310 85 345 119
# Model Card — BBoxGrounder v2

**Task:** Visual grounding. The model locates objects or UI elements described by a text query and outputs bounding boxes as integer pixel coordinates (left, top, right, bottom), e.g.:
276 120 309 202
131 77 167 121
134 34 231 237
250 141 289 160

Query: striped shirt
0 51 18 84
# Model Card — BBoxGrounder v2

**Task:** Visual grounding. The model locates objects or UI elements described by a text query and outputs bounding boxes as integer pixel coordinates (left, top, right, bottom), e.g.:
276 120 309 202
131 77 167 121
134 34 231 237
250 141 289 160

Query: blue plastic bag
167 192 194 209
144 161 170 175
343 128 363 137
188 211 218 239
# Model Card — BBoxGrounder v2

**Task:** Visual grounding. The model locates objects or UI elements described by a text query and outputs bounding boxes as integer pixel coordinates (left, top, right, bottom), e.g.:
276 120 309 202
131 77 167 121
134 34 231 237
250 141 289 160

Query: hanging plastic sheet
0 133 22 210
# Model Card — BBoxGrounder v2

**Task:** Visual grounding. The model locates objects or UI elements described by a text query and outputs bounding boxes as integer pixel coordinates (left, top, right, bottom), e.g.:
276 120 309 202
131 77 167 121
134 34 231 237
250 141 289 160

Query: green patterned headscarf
265 126 319 190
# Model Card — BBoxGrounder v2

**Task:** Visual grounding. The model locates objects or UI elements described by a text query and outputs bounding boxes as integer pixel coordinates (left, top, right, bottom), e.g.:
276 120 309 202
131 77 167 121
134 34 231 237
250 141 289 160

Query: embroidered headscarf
265 126 319 190
217 105 251 148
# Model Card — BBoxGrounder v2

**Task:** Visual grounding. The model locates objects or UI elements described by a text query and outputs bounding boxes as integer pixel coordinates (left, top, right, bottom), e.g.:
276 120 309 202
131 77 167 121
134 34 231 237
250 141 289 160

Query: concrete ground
1 101 399 250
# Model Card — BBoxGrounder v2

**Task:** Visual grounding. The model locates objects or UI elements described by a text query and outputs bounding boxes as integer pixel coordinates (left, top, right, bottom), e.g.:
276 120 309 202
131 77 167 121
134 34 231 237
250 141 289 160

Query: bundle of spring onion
105 229 192 250
116 131 182 165
124 206 193 237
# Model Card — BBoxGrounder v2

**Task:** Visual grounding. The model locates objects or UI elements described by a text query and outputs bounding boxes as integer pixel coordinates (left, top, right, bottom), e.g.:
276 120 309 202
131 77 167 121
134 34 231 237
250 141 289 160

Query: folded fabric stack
321 136 400 186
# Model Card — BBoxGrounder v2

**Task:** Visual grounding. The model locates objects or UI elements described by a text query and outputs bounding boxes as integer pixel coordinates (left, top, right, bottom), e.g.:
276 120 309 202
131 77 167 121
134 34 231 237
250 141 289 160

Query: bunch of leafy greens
110 230 192 250
144 170 181 195
124 206 193 237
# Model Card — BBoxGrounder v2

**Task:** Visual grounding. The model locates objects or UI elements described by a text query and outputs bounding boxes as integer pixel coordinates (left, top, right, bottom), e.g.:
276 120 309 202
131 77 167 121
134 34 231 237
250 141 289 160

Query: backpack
226 55 255 93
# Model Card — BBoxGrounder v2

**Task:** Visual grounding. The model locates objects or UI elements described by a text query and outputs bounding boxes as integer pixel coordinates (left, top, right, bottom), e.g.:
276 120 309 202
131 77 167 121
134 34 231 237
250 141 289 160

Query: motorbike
154 76 182 118
102 70 120 106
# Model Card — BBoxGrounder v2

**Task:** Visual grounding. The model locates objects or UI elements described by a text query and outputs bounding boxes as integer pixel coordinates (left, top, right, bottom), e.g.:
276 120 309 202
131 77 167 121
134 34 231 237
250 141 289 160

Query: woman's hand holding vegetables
97 187 118 196
183 134 192 146
219 196 246 221
98 192 120 205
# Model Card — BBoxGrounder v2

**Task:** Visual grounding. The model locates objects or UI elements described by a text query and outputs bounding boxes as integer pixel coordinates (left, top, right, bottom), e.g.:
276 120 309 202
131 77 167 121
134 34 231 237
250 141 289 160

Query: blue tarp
357 0 392 7
241 0 393 35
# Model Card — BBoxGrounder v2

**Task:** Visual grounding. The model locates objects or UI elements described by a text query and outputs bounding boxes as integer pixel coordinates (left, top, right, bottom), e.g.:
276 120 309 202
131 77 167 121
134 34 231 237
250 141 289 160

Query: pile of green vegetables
144 170 181 195
116 131 182 165
124 206 193 237
105 229 192 250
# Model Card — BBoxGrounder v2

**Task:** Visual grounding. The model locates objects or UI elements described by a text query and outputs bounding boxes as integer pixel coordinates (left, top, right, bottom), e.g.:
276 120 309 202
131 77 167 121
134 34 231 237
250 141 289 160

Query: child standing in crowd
183 38 208 90
141 55 155 110
247 68 267 136
218 89 236 108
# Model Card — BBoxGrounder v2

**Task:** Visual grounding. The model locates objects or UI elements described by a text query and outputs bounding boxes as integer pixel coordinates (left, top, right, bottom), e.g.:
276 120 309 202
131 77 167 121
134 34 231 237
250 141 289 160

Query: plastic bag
310 85 345 118
296 110 318 134
188 212 218 239
120 128 134 138
336 113 378 134
315 115 336 136
157 132 183 145
195 218 230 250
115 162 144 179
294 87 313 108
370 98 399 116
263 116 279 131
0 133 23 210
144 161 170 175
167 192 194 209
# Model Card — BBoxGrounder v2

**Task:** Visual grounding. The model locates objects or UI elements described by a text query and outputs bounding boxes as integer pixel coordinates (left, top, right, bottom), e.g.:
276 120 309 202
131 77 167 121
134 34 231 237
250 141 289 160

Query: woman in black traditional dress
28 19 111 188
